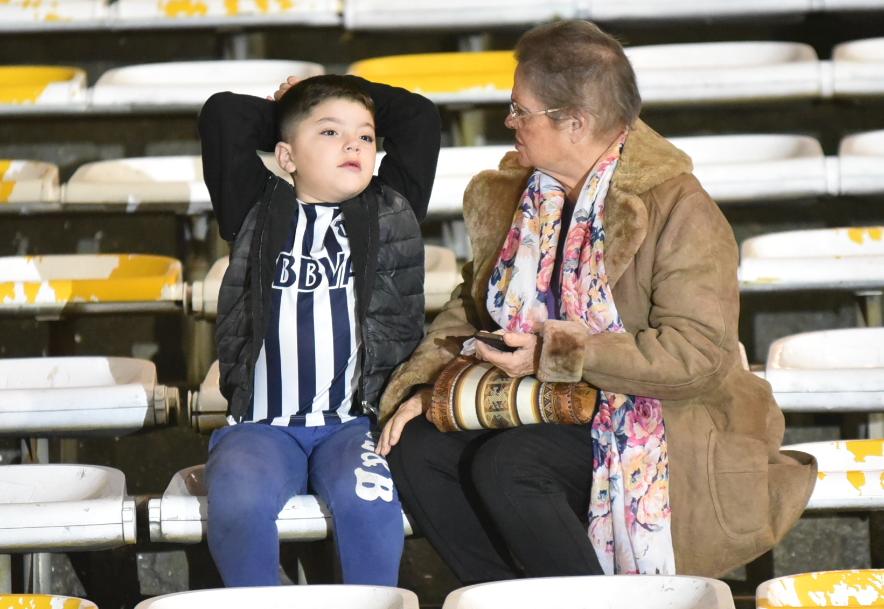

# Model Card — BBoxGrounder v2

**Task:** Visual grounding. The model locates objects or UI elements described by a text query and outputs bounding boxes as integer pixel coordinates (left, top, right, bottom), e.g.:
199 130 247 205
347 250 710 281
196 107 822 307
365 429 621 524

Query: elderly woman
377 20 815 581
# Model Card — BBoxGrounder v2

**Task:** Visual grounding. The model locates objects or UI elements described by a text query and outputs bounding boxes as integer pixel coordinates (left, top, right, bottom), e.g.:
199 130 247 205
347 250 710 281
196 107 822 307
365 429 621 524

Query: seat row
3 130 883 216
2 0 883 30
4 570 883 608
3 36 883 110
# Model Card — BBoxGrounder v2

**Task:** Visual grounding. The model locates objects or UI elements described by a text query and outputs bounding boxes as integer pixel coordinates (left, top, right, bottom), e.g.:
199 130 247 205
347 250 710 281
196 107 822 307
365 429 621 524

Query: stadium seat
424 146 513 216
0 357 178 435
758 328 884 412
114 0 339 23
133 585 419 609
0 160 60 206
63 154 288 213
839 130 884 195
148 464 414 544
0 254 185 317
90 60 324 107
0 0 105 24
344 0 576 29
668 134 832 202
583 0 813 21
738 227 884 291
0 595 97 609
0 464 136 551
187 360 226 432
756 569 884 608
833 37 884 97
784 440 884 511
0 66 87 106
189 245 460 318
349 52 515 104
625 42 823 105
442 575 736 609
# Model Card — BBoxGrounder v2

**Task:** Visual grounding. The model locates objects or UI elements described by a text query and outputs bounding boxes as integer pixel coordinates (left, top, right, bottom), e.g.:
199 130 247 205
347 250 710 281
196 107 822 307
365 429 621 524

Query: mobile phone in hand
474 331 519 353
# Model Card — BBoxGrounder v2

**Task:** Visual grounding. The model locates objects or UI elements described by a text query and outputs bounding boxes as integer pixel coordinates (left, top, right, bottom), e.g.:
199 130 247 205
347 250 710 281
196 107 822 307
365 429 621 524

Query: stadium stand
839 130 884 195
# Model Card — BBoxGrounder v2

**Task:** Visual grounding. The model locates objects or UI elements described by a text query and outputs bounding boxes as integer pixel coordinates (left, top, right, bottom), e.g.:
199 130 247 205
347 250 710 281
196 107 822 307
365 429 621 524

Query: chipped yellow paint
0 160 13 202
817 471 827 481
278 0 294 9
847 470 867 492
758 569 884 607
0 66 79 104
224 0 239 15
350 51 517 95
255 0 270 11
0 595 97 609
162 0 208 17
0 160 14 179
0 255 183 306
845 439 884 464
847 227 884 245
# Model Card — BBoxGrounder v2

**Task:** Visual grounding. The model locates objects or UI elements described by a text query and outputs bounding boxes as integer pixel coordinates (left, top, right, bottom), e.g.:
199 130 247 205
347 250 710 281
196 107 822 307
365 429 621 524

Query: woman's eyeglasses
508 100 563 122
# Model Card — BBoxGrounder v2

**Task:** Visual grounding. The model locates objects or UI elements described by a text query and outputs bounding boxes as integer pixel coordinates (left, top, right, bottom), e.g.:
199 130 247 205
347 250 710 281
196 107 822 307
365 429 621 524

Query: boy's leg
205 424 308 587
308 417 403 586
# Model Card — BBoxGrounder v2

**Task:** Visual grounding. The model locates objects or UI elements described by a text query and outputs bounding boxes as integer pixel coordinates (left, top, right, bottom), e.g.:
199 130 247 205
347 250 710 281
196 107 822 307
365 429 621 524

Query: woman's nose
504 113 516 130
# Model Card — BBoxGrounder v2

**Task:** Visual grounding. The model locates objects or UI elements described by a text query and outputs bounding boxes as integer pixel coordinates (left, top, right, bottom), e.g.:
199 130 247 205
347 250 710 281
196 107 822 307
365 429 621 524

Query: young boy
198 74 440 587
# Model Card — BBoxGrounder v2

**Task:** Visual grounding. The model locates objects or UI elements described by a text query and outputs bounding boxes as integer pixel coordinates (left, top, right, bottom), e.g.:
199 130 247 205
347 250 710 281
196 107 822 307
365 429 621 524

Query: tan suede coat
379 120 816 577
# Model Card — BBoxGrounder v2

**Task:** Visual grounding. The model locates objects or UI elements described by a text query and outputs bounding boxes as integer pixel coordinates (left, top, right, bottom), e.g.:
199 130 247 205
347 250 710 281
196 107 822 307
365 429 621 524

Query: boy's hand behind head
272 75 302 102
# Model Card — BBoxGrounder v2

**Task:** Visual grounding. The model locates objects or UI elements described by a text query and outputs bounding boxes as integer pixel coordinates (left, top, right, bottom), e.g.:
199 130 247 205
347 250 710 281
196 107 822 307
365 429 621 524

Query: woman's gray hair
515 20 641 134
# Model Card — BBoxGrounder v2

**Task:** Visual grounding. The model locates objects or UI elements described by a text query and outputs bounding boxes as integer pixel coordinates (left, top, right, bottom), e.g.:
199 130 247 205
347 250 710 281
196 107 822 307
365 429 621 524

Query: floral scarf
486 133 676 575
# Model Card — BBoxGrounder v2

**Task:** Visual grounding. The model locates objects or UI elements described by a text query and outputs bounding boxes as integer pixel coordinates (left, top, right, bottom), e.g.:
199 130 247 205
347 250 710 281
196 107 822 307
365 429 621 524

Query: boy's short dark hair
277 74 375 140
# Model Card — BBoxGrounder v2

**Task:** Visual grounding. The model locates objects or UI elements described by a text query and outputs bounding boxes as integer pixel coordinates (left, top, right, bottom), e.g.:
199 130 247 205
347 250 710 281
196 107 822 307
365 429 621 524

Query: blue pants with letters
205 417 403 587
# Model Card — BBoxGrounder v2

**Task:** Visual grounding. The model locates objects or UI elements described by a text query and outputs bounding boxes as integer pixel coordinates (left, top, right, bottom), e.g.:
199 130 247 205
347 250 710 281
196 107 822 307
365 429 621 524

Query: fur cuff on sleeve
537 320 588 383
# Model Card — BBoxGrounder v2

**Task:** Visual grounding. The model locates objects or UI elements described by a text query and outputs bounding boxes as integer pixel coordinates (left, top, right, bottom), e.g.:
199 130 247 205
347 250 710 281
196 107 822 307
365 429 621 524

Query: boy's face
275 98 376 203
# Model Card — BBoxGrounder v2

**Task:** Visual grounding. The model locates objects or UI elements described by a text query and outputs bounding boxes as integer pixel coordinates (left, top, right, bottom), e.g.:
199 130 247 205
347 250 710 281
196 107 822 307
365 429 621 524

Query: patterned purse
428 355 598 432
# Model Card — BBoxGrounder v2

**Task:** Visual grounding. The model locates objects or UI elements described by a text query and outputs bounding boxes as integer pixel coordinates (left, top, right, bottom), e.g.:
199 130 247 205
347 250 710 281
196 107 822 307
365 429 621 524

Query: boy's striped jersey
249 200 360 426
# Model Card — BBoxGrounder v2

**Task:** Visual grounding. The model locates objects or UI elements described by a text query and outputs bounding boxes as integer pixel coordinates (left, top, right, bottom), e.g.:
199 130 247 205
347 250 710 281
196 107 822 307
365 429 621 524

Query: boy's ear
275 141 296 174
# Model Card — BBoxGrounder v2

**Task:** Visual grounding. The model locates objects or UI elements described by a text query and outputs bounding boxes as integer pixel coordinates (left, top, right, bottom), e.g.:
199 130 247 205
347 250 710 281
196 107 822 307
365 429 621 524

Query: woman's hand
269 75 301 101
475 331 539 378
377 387 432 457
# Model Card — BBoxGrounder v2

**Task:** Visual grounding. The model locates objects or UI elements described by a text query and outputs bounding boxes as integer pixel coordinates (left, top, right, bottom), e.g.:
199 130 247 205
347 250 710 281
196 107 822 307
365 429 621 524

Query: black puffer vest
215 173 425 422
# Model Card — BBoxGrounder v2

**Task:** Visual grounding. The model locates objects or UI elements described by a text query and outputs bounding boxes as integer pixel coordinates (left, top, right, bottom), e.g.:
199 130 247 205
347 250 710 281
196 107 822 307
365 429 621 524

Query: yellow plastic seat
0 254 184 315
0 595 96 609
0 66 87 105
756 569 884 607
349 51 515 103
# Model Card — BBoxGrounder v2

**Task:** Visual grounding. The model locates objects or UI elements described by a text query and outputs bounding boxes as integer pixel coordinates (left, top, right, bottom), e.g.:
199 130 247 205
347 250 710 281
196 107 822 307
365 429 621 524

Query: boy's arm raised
199 92 277 241
348 76 441 222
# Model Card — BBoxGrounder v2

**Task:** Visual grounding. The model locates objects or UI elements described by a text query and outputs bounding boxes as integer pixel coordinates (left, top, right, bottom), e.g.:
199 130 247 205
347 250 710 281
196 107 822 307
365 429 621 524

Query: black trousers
387 416 604 584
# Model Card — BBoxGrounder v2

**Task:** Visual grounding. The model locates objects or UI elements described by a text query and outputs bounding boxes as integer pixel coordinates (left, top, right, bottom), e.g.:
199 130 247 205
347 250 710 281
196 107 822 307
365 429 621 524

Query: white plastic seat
839 130 884 195
63 154 288 213
425 245 461 312
0 66 87 106
115 0 338 24
91 60 323 107
833 37 884 97
0 254 185 316
0 160 60 205
625 42 823 105
134 585 419 609
759 328 884 412
0 465 135 552
756 569 884 608
426 146 513 216
148 464 414 543
784 440 884 511
739 227 884 291
668 135 832 202
0 357 178 435
0 1 105 23
189 246 459 318
344 0 575 29
584 0 813 21
442 575 735 609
